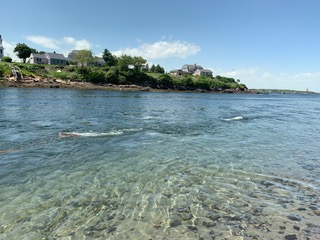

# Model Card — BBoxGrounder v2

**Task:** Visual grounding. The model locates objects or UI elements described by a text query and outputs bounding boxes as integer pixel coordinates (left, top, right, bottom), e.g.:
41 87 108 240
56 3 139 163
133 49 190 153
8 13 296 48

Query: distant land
252 89 319 95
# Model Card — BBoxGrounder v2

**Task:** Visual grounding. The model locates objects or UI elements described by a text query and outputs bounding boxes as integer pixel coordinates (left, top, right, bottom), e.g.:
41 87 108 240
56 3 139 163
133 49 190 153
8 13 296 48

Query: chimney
194 63 196 69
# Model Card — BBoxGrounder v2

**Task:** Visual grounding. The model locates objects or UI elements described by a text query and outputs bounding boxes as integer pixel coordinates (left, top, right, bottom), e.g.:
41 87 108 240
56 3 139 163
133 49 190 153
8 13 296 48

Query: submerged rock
287 214 302 221
187 226 198 232
170 219 182 227
285 234 298 240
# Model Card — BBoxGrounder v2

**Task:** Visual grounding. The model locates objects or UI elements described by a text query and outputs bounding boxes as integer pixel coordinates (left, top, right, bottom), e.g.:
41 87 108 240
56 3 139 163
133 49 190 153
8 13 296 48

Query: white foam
59 128 143 138
123 128 143 132
222 116 244 121
59 130 123 138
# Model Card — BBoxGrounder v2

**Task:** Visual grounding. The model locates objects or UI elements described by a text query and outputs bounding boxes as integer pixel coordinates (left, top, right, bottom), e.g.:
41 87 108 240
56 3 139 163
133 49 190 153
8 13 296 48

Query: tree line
3 43 247 92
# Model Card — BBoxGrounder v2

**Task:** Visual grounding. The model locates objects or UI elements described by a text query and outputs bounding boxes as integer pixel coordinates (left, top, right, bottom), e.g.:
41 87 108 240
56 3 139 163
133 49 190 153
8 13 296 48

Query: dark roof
30 53 46 58
70 50 81 54
170 69 181 73
46 52 67 60
195 69 212 73
68 50 81 60
183 64 203 69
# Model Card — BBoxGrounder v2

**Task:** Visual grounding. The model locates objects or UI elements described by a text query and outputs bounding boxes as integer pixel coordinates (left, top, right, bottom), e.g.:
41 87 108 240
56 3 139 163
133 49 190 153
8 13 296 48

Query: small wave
123 128 143 132
59 130 123 138
222 116 244 121
58 128 142 138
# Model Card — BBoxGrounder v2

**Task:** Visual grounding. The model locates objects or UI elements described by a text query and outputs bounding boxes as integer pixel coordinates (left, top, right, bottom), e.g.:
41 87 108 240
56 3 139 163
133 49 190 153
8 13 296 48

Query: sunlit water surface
0 88 319 239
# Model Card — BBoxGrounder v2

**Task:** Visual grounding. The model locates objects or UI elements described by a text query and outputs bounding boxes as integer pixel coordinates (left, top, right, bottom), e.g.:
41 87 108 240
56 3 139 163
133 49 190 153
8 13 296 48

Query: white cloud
292 72 320 81
24 36 59 49
218 68 258 78
214 67 320 92
2 41 16 59
112 40 201 59
62 37 75 45
63 37 91 50
22 35 92 51
3 35 94 62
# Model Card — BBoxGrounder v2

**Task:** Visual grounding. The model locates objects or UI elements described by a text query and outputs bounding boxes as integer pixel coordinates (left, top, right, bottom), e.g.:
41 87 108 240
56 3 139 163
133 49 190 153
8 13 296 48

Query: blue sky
2 0 320 92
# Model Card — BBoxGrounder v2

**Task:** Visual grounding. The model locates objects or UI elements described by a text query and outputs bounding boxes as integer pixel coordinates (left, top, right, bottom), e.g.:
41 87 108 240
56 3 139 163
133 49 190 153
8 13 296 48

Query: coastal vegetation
0 61 247 92
1 44 247 92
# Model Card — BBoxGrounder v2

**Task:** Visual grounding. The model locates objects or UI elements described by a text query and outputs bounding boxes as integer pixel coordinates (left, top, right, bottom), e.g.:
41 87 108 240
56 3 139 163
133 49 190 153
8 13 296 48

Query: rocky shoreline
0 77 253 93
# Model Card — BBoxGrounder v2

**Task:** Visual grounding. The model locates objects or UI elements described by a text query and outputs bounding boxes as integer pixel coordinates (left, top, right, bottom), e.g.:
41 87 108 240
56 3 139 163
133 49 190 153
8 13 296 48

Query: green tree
102 48 117 66
155 64 165 73
117 55 133 71
117 55 147 72
150 64 156 72
13 43 37 63
74 50 94 77
74 50 94 67
132 56 146 70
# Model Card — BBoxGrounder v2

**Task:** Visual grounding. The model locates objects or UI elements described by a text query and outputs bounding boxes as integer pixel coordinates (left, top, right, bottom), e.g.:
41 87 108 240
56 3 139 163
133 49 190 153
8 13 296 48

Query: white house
193 69 213 77
28 52 68 65
29 53 49 64
169 69 190 78
170 63 212 77
182 64 203 73
46 52 67 65
68 50 81 61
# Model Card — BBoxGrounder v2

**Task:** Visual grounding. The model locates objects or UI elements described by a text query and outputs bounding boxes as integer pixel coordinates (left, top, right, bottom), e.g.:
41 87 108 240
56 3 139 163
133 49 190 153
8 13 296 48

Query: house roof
170 69 181 73
68 50 80 57
70 50 81 54
183 64 203 69
195 69 212 73
95 57 105 63
46 52 67 60
30 53 46 58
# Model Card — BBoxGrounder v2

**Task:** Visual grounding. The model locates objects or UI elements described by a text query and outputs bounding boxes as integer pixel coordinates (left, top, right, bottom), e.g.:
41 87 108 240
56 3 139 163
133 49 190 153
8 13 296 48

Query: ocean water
0 88 319 240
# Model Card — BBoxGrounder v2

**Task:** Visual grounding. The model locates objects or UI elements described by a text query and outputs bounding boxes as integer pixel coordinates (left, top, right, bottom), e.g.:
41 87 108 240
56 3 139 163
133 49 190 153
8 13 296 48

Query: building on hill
68 50 106 66
169 69 191 78
28 52 68 65
92 57 105 66
170 63 212 77
29 53 49 64
182 64 203 73
68 50 81 61
193 68 213 77
0 35 4 60
46 52 67 65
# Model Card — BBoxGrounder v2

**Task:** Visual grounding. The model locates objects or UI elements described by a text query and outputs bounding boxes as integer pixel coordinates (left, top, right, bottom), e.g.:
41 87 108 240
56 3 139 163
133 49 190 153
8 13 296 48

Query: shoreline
1 77 317 94
0 77 253 93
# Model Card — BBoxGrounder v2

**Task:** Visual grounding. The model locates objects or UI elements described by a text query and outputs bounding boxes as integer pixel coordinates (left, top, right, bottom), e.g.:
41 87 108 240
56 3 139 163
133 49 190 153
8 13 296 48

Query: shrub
157 74 173 89
1 56 12 62
194 77 211 90
105 67 119 84
0 66 4 77
52 71 69 80
86 70 107 83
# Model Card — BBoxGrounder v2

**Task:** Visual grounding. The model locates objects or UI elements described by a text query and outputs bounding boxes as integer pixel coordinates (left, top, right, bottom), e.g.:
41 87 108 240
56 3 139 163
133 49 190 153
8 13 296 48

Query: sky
1 0 320 92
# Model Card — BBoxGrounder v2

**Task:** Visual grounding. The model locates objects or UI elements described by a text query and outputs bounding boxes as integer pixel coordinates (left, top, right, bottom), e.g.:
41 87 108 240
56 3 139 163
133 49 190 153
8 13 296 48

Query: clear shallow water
0 88 319 239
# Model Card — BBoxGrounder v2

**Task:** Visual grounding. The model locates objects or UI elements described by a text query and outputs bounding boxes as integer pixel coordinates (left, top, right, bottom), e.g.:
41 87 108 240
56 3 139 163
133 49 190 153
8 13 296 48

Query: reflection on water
0 88 319 239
